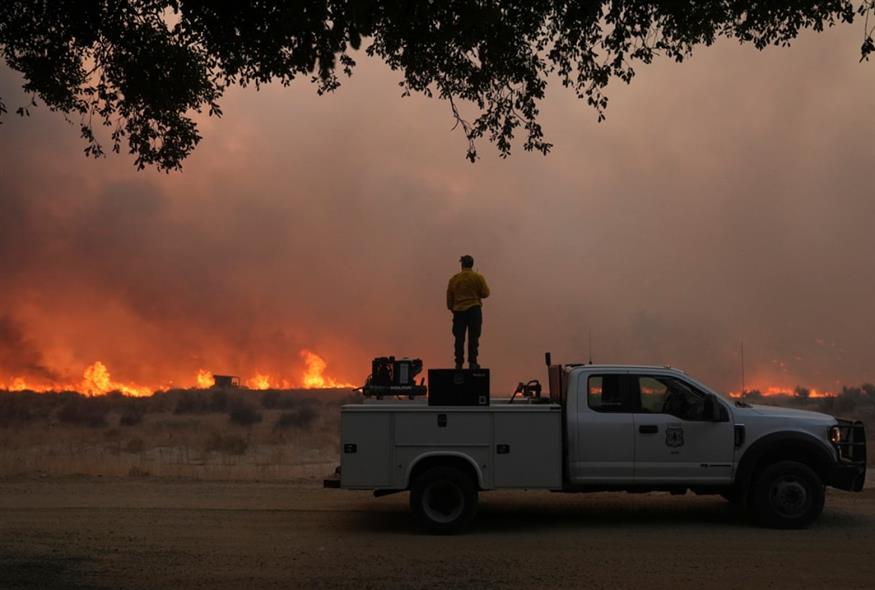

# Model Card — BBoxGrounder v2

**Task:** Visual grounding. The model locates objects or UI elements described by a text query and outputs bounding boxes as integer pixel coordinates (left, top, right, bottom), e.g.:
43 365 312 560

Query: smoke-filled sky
1 25 873 394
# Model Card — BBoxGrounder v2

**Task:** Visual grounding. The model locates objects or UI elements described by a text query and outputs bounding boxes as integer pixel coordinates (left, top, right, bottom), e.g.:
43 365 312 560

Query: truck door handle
639 425 658 434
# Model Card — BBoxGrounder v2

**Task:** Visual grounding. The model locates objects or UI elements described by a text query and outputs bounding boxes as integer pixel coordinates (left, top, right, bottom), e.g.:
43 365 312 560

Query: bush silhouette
274 406 317 430
174 391 208 414
228 401 262 426
205 432 248 455
58 395 110 427
0 392 35 426
209 390 229 412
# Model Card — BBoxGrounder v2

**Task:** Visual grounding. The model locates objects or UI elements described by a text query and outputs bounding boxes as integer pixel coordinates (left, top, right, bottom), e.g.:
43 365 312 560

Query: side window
588 375 632 412
639 377 669 413
635 375 707 420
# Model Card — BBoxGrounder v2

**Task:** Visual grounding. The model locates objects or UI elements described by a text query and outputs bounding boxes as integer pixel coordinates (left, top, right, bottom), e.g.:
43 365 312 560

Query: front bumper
828 462 866 492
829 420 867 492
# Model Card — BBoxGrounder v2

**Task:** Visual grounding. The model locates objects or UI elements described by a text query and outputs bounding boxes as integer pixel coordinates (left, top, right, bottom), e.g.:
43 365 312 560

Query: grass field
0 388 357 479
0 386 872 480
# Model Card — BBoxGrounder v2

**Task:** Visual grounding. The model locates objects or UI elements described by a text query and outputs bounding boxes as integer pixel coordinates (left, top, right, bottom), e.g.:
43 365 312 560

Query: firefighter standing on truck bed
447 255 490 369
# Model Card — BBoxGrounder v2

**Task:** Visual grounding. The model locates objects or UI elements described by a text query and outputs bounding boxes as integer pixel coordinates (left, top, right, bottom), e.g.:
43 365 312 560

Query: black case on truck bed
428 369 490 406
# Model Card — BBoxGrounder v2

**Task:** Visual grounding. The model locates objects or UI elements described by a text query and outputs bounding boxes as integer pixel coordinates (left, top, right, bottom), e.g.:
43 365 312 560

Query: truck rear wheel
752 460 825 529
410 466 478 534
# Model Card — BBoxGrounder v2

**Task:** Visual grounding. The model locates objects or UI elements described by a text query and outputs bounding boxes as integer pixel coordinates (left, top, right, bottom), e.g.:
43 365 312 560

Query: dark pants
452 306 482 366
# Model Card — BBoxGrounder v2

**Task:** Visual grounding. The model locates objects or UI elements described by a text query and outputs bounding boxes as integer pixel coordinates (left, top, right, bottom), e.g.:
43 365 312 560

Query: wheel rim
422 480 465 524
769 476 811 518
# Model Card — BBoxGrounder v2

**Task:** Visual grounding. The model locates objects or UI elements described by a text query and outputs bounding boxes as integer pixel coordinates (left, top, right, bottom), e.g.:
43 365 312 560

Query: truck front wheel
752 460 825 529
410 466 478 534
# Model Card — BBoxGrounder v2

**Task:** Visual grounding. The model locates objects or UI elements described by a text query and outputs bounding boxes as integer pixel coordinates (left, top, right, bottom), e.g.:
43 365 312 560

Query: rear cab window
587 374 635 412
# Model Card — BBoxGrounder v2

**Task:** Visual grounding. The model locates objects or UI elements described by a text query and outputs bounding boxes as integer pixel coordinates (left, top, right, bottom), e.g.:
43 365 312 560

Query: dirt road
1 478 873 589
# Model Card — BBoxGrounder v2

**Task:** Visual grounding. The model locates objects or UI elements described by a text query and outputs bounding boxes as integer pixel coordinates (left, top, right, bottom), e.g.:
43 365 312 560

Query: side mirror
703 395 726 422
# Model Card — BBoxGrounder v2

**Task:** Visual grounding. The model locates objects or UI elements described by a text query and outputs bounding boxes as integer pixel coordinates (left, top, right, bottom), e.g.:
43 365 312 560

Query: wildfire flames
2 350 354 396
234 350 356 391
728 386 833 399
301 350 352 388
0 340 838 399
81 361 152 397
195 369 214 389
245 373 273 390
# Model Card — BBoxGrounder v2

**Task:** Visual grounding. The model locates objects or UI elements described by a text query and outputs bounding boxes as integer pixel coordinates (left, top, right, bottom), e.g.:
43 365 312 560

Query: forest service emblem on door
665 426 684 448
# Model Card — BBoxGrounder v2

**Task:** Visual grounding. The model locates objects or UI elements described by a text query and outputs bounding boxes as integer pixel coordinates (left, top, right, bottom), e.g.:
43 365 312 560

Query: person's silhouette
446 255 490 369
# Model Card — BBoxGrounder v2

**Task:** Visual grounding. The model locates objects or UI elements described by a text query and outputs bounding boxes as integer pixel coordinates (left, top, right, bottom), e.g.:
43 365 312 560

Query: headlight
829 425 845 444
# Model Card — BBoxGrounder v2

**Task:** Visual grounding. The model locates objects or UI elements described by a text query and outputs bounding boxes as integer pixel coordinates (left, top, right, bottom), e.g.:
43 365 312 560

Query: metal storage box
428 368 490 406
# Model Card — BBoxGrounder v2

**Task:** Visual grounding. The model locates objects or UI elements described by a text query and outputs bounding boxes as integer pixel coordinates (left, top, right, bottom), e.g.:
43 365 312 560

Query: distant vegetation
0 387 359 431
2 385 872 458
741 383 875 417
57 395 111 428
228 400 262 426
0 387 360 479
275 406 318 431
740 384 875 449
204 432 249 455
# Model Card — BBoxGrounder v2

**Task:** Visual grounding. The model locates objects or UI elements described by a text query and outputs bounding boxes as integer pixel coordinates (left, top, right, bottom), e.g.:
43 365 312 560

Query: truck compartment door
493 410 562 488
341 411 393 488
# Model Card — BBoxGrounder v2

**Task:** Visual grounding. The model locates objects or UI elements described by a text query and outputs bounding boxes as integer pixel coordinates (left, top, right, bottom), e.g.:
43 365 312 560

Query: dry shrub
125 437 145 453
174 391 208 414
0 390 74 426
118 410 143 426
57 395 110 427
128 466 150 477
228 401 262 426
274 406 317 430
120 407 143 426
261 390 321 410
143 390 175 413
0 392 35 426
208 390 229 412
205 432 248 455
172 390 233 414
260 391 281 409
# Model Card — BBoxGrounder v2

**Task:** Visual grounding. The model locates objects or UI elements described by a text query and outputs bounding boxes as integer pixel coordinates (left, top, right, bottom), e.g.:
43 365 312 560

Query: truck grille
834 420 867 464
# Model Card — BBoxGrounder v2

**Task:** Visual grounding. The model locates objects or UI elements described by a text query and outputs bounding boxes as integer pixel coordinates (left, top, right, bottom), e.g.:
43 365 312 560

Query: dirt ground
0 478 873 590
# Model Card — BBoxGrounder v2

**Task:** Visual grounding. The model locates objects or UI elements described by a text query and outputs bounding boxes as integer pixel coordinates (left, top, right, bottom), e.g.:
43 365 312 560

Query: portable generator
361 356 427 399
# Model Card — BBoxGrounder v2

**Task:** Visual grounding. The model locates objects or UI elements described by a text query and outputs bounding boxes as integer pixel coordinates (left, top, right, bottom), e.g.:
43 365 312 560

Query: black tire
409 466 478 534
752 460 825 529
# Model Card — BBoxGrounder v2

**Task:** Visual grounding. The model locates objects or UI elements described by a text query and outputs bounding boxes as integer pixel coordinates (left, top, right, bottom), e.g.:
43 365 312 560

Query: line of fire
1 349 356 396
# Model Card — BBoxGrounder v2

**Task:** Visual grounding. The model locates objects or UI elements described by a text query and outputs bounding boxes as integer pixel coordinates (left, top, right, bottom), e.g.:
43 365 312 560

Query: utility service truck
324 358 866 533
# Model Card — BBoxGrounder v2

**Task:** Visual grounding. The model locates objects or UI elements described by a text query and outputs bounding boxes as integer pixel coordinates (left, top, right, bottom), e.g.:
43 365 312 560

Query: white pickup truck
324 363 866 533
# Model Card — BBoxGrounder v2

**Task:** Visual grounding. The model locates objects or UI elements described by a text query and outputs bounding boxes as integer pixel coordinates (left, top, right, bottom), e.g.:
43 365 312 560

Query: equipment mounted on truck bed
360 356 427 399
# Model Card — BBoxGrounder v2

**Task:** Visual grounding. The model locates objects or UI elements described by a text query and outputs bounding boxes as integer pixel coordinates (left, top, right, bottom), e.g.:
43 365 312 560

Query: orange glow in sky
0 26 872 395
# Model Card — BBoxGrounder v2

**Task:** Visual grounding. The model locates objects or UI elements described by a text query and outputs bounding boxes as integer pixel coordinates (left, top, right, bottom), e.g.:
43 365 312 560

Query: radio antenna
740 340 745 396
588 329 593 365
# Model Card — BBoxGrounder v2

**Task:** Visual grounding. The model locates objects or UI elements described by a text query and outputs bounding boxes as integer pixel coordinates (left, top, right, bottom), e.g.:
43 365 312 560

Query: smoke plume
0 25 873 394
